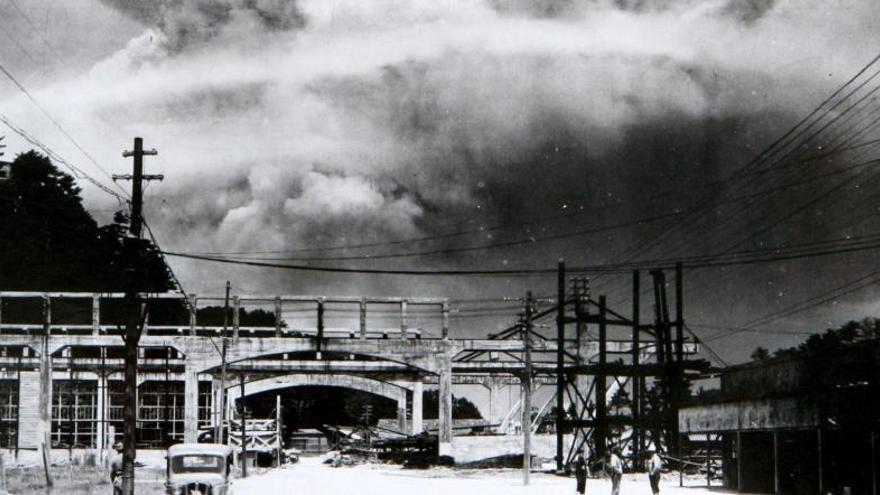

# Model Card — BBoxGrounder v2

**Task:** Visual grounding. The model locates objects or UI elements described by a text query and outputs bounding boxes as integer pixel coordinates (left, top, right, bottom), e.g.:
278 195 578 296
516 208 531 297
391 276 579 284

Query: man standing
110 442 124 495
605 450 623 495
573 450 588 495
648 450 663 495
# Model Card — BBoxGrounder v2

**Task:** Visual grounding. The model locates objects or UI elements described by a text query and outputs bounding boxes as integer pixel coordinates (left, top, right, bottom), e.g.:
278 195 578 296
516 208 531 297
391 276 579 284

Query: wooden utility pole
632 270 641 462
276 395 282 467
240 374 247 478
114 137 161 495
522 291 533 486
555 261 565 471
595 295 608 458
39 297 52 488
216 281 230 444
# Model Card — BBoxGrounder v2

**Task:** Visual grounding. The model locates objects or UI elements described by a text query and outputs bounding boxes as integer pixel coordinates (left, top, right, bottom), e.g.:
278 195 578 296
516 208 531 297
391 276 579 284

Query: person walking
605 450 623 495
648 450 663 495
573 450 589 495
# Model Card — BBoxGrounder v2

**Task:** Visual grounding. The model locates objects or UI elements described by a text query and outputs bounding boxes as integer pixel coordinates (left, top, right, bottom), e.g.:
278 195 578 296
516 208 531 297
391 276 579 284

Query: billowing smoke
4 0 880 356
100 0 306 51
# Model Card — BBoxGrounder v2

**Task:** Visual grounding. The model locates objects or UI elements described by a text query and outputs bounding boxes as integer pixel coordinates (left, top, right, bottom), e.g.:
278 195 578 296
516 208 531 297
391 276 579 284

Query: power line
5 0 67 67
162 233 880 277
683 324 729 367
599 52 880 275
704 267 880 343
0 61 127 197
593 53 880 299
0 113 125 202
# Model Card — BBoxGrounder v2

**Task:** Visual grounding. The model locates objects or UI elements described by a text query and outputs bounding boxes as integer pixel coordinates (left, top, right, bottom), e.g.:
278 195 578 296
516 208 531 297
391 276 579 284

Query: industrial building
679 337 880 495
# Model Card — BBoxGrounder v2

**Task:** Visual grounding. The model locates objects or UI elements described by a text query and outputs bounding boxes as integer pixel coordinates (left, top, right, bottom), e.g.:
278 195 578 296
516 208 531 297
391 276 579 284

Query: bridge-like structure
0 268 705 464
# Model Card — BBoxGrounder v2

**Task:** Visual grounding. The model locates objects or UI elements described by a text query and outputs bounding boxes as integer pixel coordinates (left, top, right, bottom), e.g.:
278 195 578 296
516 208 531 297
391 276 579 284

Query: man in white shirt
109 442 124 494
648 451 663 495
605 450 623 495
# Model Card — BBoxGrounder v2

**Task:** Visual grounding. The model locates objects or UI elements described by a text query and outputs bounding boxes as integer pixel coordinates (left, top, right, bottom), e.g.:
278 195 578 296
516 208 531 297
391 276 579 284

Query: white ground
232 457 728 495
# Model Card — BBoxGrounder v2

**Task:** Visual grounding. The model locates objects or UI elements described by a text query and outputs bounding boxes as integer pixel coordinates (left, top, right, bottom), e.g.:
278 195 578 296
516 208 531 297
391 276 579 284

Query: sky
2 0 880 364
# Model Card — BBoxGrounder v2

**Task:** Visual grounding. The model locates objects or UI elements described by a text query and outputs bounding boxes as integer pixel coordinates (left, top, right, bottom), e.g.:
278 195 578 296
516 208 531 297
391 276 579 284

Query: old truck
166 443 234 495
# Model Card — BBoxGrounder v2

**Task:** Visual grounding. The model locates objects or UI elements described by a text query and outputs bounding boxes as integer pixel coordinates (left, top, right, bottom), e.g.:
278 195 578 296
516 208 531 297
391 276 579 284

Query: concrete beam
225 373 411 403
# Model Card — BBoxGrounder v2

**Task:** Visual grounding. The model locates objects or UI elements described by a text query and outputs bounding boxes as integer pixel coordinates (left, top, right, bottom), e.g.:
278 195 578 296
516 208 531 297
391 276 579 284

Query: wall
450 433 573 464
679 397 818 433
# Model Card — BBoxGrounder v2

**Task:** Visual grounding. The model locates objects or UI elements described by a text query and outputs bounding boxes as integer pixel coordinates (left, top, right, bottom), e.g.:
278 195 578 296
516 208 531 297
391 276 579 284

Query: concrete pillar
232 296 240 341
359 299 367 339
274 297 282 337
211 378 223 430
438 359 453 457
487 379 506 427
92 296 100 335
400 300 408 340
412 380 423 435
183 363 199 443
441 301 449 339
188 295 198 336
773 431 779 494
96 373 107 450
17 371 44 449
397 387 408 433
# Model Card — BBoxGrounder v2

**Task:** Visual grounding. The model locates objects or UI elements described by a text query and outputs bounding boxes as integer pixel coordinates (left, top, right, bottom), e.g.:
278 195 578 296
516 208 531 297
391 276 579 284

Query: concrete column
274 297 282 337
441 301 449 340
772 431 779 494
96 374 107 450
188 295 198 336
438 359 453 457
412 380 423 435
397 387 408 433
211 378 223 430
359 299 367 339
17 371 44 449
92 296 101 335
487 379 506 427
400 300 408 340
232 296 241 341
183 363 199 443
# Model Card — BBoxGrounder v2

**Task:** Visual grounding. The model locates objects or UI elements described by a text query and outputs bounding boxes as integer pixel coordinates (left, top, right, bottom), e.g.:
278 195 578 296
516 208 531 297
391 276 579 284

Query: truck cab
166 443 234 495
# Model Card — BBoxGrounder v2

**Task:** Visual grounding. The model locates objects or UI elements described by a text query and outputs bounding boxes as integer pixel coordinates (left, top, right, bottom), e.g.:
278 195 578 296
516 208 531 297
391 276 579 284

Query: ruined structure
679 339 880 494
0 265 706 465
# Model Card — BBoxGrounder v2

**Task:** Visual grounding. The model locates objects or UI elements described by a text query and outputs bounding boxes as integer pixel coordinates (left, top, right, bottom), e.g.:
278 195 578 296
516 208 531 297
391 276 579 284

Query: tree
421 390 484 419
0 151 173 292
0 151 178 323
196 306 280 327
750 346 771 361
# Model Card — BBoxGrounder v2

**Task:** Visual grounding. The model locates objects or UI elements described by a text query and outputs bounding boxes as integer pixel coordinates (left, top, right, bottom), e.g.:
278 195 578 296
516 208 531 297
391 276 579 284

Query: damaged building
679 337 880 495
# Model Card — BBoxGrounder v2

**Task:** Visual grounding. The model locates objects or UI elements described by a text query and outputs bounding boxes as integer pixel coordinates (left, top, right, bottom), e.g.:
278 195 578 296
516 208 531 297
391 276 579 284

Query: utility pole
240 374 247 478
522 291 533 486
555 261 565 472
216 281 230 444
114 137 161 495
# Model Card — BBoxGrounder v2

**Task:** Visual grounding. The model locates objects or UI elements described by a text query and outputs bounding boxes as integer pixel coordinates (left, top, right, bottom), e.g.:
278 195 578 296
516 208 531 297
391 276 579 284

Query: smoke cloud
4 0 880 357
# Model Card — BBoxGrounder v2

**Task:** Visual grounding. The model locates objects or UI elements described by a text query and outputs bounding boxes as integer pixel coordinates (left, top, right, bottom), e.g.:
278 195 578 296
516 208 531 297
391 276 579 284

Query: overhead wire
0 113 126 202
4 0 67 67
594 53 880 303
0 60 128 198
596 53 880 283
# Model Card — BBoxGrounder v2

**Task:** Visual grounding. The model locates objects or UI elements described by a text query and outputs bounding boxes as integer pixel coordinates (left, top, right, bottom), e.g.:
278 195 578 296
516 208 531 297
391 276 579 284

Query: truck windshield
170 455 225 474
